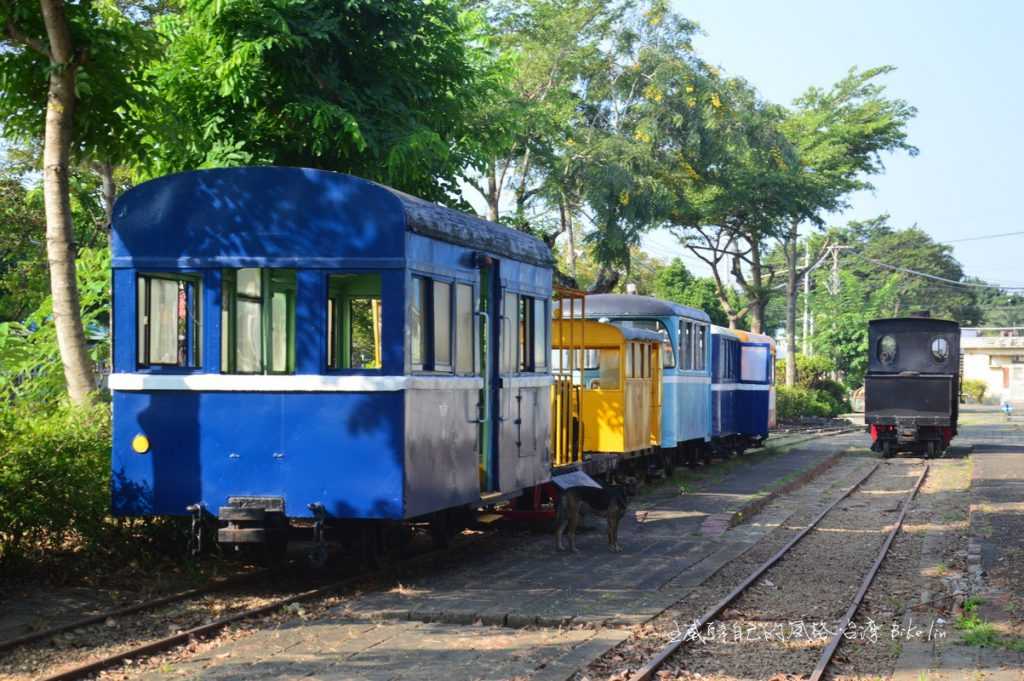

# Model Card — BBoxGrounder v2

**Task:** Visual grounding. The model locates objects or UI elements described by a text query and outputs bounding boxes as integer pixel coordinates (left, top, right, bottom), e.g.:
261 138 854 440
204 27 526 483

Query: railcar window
501 292 518 373
221 269 295 374
533 298 547 370
625 342 634 378
681 321 693 370
694 324 707 371
455 283 474 375
597 348 620 390
617 319 675 368
433 281 452 372
136 274 201 368
931 337 949 362
327 274 382 370
741 346 769 382
878 335 897 365
410 276 427 369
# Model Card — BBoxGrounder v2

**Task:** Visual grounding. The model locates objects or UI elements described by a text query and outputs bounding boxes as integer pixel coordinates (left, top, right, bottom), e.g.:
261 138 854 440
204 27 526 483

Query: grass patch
956 597 1024 651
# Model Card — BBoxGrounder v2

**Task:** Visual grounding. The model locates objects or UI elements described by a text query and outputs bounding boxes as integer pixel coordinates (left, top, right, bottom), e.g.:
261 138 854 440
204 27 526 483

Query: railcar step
218 506 266 522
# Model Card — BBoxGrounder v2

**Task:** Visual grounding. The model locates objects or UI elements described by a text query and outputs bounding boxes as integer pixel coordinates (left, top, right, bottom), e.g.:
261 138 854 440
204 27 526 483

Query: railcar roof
551 319 665 345
580 294 710 323
611 324 668 343
111 167 553 268
710 324 741 339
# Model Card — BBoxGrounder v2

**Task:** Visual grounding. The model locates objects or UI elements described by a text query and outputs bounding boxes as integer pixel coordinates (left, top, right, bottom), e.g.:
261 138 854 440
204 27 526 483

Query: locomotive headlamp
131 434 151 454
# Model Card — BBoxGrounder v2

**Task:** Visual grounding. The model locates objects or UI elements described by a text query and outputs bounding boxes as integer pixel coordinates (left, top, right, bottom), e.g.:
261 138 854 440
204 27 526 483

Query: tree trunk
748 301 764 334
96 160 115 224
41 0 96 404
783 225 799 387
588 266 620 294
485 158 499 222
747 245 765 334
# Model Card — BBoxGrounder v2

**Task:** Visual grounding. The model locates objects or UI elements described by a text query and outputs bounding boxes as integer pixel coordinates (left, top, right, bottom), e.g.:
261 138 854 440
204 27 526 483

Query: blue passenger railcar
109 167 554 549
734 331 775 446
582 295 712 466
710 325 742 452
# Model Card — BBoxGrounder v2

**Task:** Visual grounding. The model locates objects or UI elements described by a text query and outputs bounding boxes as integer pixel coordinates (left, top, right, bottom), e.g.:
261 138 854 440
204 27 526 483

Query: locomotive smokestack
909 310 931 318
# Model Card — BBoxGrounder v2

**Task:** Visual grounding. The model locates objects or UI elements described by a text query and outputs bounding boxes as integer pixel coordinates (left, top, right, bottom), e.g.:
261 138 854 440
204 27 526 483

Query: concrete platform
139 431 868 681
893 409 1024 681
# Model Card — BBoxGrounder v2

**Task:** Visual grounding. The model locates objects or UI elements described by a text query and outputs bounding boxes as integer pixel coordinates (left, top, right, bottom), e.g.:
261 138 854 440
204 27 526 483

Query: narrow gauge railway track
623 460 928 681
0 568 270 654
4 529 501 681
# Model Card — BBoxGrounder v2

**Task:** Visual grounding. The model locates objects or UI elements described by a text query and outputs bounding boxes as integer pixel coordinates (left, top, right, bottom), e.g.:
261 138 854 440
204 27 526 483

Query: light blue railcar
582 294 712 466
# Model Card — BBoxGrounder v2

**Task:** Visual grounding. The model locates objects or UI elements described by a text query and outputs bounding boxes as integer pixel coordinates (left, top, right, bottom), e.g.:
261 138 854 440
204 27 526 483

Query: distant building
961 328 1024 403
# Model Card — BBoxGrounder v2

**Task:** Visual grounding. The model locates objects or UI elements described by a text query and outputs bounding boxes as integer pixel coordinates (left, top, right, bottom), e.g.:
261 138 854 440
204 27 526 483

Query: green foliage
0 402 112 564
0 1 156 166
0 248 110 405
653 259 728 325
961 378 987 404
0 169 47 321
139 0 492 202
776 385 842 420
774 385 839 417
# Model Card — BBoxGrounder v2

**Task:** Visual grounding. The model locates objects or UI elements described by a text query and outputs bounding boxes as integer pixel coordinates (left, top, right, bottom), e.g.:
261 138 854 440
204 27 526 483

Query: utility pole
802 240 811 356
824 245 851 295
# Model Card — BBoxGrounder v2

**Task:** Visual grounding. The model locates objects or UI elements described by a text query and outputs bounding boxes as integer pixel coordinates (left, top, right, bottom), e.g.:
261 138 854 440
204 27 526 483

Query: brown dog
555 485 628 553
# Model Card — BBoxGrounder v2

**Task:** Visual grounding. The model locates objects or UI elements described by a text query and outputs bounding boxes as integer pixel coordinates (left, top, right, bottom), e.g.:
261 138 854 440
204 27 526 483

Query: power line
850 253 1024 291
942 230 1024 244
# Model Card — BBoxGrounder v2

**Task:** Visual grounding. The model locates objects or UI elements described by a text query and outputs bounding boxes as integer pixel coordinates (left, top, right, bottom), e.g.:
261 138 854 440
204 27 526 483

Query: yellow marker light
131 434 150 454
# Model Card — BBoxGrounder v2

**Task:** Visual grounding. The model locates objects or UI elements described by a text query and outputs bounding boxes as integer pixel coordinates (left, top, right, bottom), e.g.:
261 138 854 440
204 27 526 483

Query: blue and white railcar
582 295 712 465
108 167 554 551
709 325 742 453
734 330 775 447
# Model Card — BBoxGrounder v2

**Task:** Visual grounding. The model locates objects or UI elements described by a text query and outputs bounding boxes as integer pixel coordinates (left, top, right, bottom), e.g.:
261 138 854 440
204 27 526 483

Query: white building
961 328 1024 404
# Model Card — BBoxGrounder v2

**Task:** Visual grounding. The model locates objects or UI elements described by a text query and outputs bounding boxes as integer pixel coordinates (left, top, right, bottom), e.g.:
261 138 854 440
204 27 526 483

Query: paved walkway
894 408 1024 681
140 431 868 681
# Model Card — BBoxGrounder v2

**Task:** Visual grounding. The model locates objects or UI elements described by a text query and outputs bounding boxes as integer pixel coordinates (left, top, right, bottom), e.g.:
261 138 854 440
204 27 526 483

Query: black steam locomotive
864 316 960 458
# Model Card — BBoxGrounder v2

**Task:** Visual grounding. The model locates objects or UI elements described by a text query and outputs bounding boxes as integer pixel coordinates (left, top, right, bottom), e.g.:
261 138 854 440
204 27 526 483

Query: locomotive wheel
925 441 938 459
882 441 896 459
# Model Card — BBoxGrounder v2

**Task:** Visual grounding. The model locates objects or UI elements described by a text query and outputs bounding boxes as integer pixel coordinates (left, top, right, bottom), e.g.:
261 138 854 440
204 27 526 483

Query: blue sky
642 0 1024 287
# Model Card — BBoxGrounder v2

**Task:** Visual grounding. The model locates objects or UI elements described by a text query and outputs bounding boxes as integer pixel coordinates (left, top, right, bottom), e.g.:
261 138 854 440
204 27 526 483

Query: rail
628 462 928 681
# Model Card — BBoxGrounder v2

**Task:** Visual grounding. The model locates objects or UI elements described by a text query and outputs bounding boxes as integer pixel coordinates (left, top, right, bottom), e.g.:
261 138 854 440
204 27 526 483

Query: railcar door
479 266 499 493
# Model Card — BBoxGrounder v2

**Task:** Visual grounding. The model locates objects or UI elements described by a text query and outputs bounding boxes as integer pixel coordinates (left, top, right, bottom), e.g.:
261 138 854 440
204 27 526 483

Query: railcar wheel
430 510 459 550
662 450 676 478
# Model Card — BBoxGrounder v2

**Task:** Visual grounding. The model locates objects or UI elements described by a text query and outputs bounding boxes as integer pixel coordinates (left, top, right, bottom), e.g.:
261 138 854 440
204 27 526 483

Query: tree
970 281 1024 327
836 217 978 321
659 72 801 332
0 170 47 321
139 0 493 203
776 67 917 386
469 0 626 230
808 216 984 385
1 1 152 403
652 258 728 325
